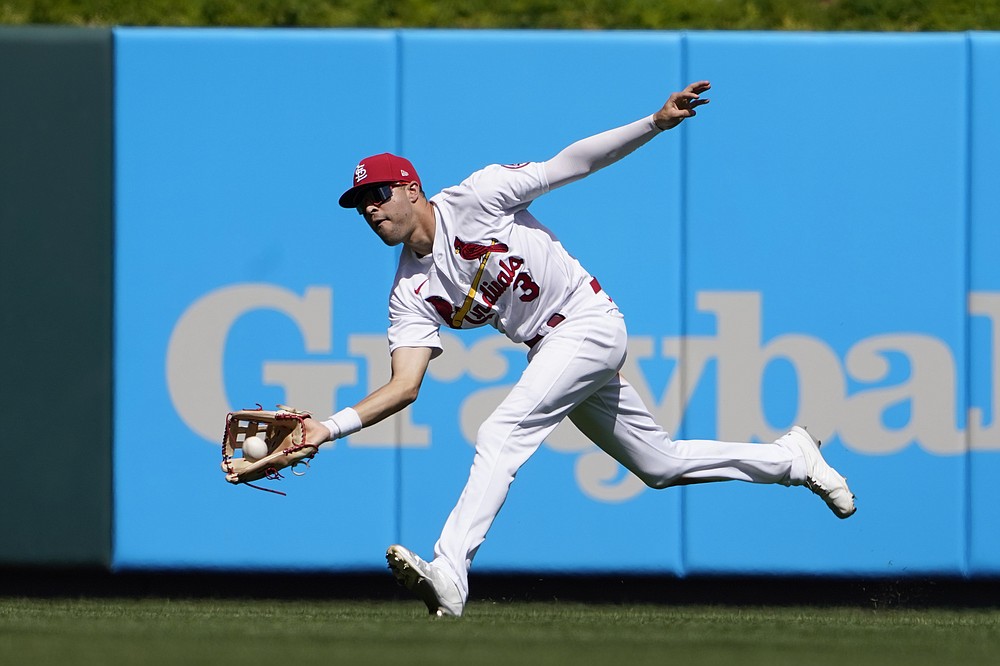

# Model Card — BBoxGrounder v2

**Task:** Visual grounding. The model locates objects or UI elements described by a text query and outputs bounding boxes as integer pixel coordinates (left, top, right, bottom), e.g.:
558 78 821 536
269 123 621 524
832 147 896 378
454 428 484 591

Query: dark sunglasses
356 182 407 214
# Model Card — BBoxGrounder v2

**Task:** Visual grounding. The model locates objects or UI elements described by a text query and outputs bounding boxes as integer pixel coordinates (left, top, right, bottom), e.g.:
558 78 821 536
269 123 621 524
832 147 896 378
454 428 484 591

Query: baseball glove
221 405 319 494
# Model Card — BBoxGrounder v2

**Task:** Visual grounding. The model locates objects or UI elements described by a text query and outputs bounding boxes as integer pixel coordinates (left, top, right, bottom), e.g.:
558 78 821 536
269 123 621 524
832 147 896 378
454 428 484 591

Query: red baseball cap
338 152 422 208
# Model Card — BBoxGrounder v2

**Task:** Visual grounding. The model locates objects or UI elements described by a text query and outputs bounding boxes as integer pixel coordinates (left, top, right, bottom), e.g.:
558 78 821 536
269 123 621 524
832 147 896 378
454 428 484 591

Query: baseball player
303 81 856 617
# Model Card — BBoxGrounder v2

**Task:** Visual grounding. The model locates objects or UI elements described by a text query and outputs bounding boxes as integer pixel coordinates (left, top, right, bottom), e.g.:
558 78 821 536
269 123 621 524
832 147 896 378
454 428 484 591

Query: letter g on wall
165 284 332 441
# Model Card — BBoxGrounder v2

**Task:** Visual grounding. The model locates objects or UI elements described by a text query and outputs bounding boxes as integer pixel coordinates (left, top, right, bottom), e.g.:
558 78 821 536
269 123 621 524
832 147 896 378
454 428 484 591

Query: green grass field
2 598 1000 666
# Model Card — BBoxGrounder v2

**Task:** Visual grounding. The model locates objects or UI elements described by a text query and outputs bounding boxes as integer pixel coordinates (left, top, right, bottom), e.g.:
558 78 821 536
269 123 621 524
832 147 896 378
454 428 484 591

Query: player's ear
405 181 422 203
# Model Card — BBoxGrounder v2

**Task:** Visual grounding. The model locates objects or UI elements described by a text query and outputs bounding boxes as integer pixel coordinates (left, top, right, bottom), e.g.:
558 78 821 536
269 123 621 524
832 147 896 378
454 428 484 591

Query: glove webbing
221 406 316 496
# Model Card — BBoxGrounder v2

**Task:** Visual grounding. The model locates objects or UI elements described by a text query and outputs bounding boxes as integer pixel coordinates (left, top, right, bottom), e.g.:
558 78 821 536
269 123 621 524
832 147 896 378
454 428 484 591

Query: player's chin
369 222 396 245
375 230 403 247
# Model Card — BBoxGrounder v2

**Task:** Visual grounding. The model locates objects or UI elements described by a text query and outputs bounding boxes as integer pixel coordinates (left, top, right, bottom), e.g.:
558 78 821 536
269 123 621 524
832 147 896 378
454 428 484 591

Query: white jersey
387 162 599 352
386 115 665 354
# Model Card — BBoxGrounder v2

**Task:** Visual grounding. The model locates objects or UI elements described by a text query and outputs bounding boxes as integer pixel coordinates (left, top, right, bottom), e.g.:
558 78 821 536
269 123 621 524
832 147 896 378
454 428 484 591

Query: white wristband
321 407 363 441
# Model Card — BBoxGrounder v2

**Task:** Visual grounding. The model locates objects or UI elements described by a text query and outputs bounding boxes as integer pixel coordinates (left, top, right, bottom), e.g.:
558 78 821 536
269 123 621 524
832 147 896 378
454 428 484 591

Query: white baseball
242 435 269 461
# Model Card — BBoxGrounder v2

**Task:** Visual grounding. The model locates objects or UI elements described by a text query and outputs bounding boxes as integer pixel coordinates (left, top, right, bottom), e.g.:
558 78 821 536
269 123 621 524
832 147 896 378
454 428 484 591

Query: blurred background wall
2 25 999 578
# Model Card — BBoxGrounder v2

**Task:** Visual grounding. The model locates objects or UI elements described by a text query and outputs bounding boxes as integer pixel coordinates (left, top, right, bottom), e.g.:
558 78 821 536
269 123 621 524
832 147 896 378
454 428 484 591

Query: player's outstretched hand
654 81 711 130
304 416 335 447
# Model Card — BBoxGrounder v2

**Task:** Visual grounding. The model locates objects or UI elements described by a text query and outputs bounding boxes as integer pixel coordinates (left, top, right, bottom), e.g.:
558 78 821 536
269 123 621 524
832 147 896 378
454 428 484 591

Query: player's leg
567 374 855 516
428 309 628 605
568 373 801 486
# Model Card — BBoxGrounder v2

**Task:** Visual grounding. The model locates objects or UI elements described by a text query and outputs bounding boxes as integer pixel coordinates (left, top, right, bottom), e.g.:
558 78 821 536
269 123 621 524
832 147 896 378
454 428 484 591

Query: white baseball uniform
386 115 809 602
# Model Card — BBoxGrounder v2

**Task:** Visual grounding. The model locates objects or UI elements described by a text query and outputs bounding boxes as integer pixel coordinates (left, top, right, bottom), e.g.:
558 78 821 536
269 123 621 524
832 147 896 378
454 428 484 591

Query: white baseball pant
431 298 806 602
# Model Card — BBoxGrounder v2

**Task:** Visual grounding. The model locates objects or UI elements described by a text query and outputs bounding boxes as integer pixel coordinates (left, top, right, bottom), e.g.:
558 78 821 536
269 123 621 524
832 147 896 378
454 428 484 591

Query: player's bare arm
304 345 433 445
354 346 433 424
653 80 711 130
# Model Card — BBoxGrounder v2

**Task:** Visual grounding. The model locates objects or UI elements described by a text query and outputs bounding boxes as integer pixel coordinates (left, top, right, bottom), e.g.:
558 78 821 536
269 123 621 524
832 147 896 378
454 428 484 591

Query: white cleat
386 544 465 617
777 426 857 519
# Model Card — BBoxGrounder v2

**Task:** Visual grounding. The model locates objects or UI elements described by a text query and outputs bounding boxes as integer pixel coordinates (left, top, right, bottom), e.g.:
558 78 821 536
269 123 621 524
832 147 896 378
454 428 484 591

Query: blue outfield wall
113 28 1000 576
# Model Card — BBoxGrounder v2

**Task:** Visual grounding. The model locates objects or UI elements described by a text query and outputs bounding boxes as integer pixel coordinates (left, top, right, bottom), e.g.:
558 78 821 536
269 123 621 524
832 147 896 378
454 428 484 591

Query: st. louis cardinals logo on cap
338 152 422 209
354 162 369 185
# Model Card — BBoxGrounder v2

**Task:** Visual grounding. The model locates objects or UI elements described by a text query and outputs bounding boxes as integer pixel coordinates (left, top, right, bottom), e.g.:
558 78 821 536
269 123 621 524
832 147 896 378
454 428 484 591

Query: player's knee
642 476 672 490
475 420 513 450
636 469 678 490
475 422 495 447
475 419 533 454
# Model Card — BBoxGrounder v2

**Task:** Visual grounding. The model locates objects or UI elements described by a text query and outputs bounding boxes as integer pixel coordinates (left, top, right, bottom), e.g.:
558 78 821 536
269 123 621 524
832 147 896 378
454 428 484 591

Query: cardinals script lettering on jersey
426 238 541 328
